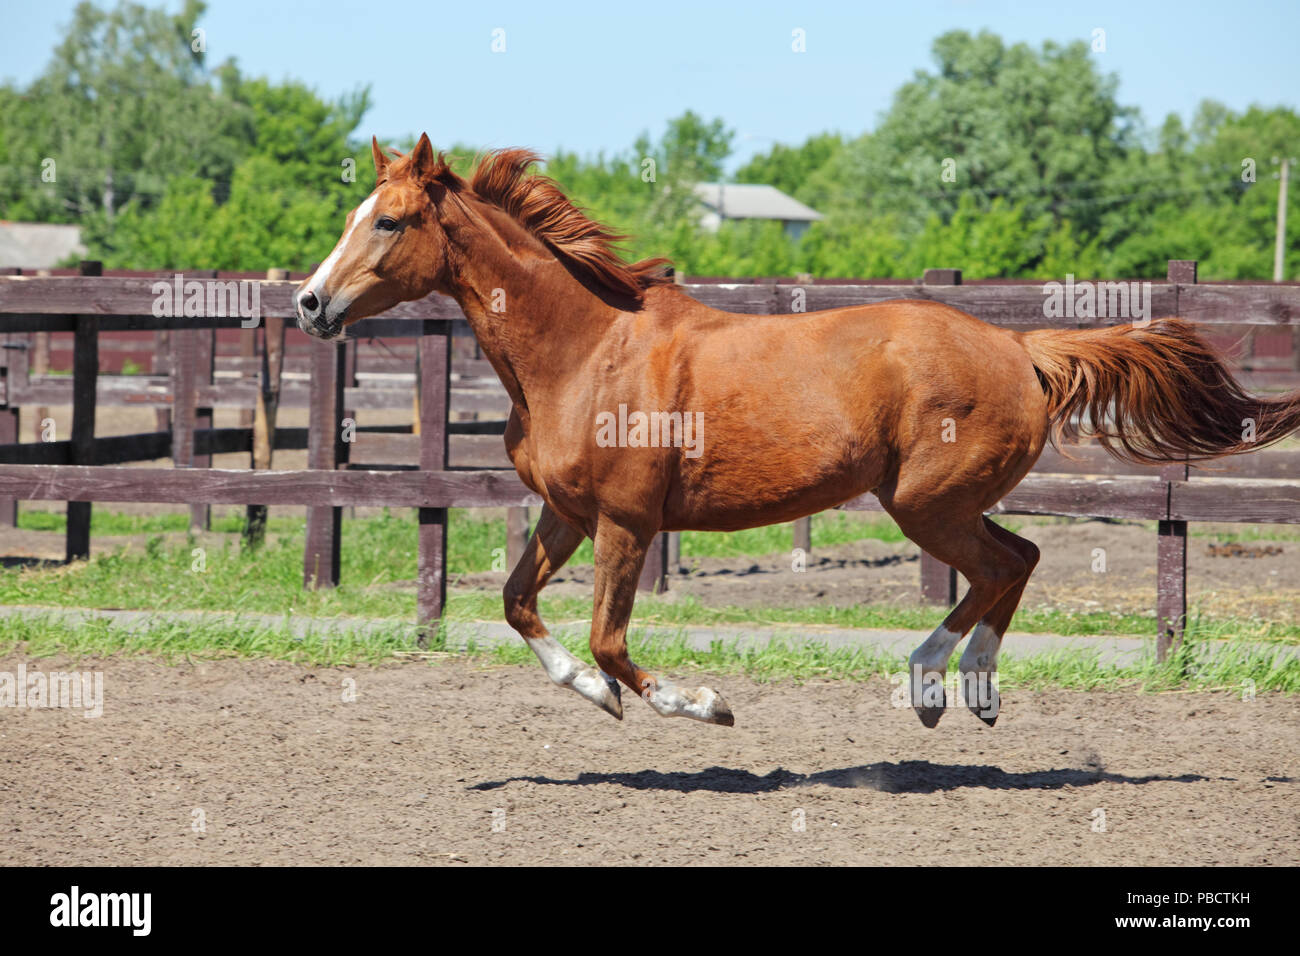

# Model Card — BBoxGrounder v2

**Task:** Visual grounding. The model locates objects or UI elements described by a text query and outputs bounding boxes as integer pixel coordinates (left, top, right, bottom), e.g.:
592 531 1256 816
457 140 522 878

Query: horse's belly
662 456 885 532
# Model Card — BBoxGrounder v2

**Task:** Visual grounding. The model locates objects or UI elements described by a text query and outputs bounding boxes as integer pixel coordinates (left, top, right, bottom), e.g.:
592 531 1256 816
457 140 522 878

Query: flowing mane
409 148 673 302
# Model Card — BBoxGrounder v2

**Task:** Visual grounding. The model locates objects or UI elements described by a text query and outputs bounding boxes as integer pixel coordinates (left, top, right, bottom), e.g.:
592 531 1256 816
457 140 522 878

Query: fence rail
2 260 1298 654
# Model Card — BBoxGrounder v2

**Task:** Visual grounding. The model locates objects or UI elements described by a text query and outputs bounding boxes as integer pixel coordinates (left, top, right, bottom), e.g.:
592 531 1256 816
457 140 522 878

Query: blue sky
2 0 1297 171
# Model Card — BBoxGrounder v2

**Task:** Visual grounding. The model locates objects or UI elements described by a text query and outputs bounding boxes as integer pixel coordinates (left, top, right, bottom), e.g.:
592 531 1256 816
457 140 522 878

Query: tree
733 132 844 211
0 0 247 223
820 31 1137 237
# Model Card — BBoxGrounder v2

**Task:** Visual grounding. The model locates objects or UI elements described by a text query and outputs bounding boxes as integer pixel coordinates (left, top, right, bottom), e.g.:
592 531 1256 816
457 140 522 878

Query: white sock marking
642 679 724 721
525 636 618 711
958 622 1002 720
959 622 1001 674
910 625 963 676
908 625 963 710
526 635 584 685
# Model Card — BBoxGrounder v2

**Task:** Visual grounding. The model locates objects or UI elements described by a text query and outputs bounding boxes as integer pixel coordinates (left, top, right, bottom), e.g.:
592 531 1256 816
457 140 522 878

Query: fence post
506 506 529 570
189 270 217 531
304 337 346 590
67 260 101 562
32 269 50 443
416 321 451 640
0 267 21 527
245 268 287 548
918 268 962 605
170 309 198 525
153 326 172 434
237 325 255 429
342 336 358 520
0 373 16 526
638 531 669 594
1157 259 1197 660
792 516 812 557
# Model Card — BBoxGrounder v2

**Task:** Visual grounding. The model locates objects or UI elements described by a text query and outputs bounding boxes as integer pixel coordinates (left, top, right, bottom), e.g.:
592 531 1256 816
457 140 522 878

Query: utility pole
1275 156 1295 282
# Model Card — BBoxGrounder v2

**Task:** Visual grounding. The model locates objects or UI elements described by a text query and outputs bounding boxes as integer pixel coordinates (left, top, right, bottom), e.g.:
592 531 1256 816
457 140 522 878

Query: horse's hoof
914 701 945 729
599 671 624 721
909 663 947 728
597 686 624 721
644 680 734 725
969 689 999 727
709 694 735 727
958 668 1000 726
573 666 623 720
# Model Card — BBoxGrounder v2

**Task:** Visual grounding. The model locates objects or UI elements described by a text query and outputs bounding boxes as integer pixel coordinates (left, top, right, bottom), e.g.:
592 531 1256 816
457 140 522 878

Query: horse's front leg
589 519 734 726
505 504 623 719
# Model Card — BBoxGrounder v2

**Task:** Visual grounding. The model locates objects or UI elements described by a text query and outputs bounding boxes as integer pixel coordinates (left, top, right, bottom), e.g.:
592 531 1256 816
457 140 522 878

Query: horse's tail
1018 317 1300 464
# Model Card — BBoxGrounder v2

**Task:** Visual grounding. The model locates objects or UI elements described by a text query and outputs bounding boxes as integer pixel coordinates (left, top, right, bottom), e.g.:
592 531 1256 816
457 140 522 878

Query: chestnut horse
295 133 1300 729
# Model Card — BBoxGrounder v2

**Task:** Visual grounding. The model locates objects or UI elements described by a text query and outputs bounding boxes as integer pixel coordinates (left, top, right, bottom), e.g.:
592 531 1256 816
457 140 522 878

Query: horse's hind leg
505 504 623 719
588 519 734 726
957 518 1040 726
884 507 1028 728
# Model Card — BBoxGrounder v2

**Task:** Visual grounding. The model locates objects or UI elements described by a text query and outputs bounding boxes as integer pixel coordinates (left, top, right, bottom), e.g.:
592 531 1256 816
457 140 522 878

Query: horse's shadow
470 760 1207 795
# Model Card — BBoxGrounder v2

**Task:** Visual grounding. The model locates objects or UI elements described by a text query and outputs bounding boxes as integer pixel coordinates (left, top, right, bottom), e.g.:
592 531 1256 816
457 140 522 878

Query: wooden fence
1 260 1298 655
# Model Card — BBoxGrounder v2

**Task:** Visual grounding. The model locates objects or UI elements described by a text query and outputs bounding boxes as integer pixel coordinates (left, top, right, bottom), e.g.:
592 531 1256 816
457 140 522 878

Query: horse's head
295 133 450 339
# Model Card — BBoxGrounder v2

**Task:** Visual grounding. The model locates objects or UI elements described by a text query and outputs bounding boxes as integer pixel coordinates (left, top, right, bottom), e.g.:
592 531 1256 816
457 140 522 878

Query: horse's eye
375 216 398 232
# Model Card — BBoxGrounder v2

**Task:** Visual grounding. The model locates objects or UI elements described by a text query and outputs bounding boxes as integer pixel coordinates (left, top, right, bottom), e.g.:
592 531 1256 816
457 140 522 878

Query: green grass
0 612 415 667
1194 525 1300 544
1 612 1294 693
15 507 911 568
454 592 1300 643
18 509 260 536
6 509 1299 642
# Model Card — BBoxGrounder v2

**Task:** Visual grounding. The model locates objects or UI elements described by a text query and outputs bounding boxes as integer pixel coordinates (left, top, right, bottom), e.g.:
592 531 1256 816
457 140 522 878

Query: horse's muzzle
295 288 343 339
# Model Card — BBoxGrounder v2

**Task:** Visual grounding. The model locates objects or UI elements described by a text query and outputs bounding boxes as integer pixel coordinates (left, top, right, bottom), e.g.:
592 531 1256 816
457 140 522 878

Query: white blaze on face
307 192 378 296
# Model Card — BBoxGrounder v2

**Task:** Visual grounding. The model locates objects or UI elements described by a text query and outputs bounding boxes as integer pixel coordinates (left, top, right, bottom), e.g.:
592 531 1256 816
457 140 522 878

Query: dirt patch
1 655 1295 865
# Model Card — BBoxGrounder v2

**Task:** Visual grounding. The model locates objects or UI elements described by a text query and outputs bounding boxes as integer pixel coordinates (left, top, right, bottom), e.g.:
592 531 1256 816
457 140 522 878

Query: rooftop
692 183 824 222
0 222 86 270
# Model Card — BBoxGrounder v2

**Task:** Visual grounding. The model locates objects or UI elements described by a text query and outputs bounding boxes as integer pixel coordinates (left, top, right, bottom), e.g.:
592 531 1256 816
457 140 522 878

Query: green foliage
1 8 1295 281
823 32 1136 236
0 0 370 271
0 0 247 224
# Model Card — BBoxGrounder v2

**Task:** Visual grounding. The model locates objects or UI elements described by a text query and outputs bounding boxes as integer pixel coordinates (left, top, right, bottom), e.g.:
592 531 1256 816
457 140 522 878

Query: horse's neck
444 219 613 410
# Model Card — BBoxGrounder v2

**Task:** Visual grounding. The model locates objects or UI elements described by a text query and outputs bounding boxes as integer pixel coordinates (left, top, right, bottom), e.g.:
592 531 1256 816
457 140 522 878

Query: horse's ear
410 132 443 182
371 136 389 178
